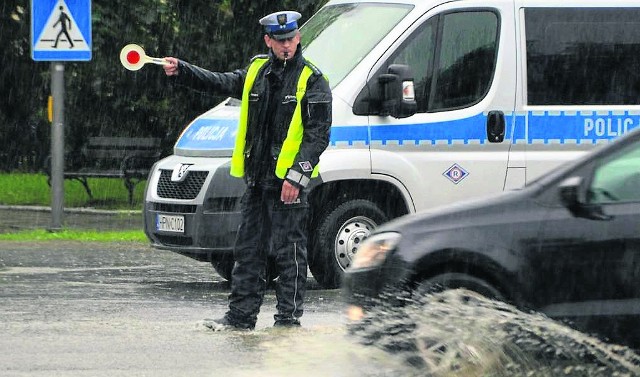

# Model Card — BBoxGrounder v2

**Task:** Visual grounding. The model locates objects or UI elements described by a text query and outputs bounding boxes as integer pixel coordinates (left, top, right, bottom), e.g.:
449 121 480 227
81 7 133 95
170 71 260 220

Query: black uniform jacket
174 47 332 189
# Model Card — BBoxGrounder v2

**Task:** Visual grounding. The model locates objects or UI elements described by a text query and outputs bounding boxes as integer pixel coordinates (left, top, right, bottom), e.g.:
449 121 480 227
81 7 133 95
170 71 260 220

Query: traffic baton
119 44 169 71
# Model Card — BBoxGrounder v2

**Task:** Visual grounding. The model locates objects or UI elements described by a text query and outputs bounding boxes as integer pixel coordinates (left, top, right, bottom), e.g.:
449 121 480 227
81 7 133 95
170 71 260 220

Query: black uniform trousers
226 185 308 327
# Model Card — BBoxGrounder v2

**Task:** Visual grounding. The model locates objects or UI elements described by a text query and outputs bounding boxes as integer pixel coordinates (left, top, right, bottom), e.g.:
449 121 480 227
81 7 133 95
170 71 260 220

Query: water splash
348 288 640 376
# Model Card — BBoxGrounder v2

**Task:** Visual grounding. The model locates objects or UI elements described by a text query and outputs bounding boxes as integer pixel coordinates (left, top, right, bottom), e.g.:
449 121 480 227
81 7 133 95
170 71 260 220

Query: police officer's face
265 31 300 61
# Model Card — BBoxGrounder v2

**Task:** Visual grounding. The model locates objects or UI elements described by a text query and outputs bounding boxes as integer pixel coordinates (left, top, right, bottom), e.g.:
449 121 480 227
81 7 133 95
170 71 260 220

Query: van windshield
300 3 413 88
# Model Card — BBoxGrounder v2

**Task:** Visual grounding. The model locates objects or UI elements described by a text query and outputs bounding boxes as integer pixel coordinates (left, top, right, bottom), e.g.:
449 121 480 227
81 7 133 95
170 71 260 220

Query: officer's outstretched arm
169 60 246 99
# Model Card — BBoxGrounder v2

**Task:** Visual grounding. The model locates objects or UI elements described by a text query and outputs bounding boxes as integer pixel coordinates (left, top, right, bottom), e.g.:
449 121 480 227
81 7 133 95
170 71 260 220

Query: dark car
343 127 640 349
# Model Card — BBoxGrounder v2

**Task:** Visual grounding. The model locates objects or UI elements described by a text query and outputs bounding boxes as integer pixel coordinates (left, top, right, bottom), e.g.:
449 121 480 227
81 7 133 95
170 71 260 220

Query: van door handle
487 110 505 143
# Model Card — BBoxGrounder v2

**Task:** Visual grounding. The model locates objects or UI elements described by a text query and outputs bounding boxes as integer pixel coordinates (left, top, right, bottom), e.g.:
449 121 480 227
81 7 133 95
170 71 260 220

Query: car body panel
343 127 640 348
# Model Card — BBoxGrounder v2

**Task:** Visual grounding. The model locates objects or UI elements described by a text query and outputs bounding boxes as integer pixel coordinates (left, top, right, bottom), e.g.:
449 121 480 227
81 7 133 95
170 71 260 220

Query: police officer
162 11 331 330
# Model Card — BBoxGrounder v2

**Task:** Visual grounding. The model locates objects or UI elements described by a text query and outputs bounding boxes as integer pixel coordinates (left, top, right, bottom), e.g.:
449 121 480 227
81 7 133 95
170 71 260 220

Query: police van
143 0 640 288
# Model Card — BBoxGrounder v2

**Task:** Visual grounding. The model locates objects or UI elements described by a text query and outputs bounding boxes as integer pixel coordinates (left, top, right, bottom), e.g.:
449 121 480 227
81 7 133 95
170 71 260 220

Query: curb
0 204 140 215
0 205 143 233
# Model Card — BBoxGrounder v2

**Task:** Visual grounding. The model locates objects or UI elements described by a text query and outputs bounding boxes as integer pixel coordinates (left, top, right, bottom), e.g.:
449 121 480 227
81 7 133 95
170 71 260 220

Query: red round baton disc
127 51 141 64
120 44 166 71
119 44 146 71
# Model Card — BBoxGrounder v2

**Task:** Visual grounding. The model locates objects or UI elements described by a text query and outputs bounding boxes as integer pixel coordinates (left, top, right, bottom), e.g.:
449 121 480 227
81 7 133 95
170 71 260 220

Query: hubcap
334 216 377 270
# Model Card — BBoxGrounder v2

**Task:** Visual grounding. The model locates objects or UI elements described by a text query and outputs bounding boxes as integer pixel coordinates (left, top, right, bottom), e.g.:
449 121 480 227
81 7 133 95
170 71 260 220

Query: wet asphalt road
2 209 640 376
0 241 388 377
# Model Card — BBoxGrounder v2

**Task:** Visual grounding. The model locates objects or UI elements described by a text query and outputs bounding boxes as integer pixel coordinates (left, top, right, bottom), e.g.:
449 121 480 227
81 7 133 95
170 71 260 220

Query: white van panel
319 149 371 181
365 0 517 211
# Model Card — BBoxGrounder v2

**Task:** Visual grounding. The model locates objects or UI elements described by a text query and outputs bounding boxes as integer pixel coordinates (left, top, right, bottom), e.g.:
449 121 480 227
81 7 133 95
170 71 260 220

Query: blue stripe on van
328 125 370 146
175 111 640 149
330 113 491 146
370 113 491 145
329 111 640 146
524 111 639 144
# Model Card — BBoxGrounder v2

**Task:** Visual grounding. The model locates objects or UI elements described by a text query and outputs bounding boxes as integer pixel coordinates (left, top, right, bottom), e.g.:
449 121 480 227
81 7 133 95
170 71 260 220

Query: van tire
309 199 388 289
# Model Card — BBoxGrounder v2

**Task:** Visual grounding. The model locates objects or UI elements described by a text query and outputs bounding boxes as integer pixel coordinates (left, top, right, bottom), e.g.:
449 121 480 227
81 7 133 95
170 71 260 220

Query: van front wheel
309 199 388 289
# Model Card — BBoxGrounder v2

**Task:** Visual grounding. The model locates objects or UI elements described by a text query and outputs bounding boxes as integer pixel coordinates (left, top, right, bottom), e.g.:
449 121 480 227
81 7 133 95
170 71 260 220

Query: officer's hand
163 57 179 76
281 180 300 204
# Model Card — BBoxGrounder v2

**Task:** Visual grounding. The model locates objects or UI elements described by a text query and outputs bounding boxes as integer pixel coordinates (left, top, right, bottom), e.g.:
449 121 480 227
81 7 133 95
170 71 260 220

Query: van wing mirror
378 64 417 119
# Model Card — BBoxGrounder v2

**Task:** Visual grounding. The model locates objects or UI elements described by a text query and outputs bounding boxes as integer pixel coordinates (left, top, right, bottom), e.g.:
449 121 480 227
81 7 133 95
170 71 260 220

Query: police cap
259 11 301 40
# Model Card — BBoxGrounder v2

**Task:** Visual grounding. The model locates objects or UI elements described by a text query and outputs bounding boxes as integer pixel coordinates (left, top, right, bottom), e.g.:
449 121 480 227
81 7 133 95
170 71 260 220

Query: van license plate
156 214 184 233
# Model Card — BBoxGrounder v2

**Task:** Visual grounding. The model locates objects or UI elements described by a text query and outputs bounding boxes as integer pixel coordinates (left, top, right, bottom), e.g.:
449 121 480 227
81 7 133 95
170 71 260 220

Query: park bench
44 137 162 206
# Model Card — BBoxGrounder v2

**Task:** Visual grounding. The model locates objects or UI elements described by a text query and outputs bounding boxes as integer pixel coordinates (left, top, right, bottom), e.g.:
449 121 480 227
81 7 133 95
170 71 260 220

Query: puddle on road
3 243 638 375
207 325 417 377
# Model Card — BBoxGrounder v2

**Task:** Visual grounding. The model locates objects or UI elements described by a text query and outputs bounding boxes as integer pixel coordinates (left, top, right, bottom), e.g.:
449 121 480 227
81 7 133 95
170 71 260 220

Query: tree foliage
0 0 327 171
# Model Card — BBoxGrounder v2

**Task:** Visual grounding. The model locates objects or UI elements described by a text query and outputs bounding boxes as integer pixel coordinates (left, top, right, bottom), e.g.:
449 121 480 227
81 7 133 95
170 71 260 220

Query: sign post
50 63 65 230
31 0 91 230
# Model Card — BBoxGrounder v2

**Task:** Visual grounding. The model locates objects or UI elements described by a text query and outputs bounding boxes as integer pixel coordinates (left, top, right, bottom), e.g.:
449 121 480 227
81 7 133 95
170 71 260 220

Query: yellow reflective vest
230 58 319 179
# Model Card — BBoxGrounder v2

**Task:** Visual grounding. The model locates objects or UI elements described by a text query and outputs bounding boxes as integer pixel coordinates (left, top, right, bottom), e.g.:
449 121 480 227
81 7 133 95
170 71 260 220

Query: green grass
0 229 147 242
0 173 145 210
0 174 148 240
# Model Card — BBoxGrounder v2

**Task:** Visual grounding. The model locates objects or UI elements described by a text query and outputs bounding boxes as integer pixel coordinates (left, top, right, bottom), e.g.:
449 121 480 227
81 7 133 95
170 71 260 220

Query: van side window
390 10 499 112
391 19 437 112
525 8 640 105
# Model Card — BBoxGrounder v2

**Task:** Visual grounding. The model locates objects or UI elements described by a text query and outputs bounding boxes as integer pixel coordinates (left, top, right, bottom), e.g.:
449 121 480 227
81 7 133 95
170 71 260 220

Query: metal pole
50 62 65 231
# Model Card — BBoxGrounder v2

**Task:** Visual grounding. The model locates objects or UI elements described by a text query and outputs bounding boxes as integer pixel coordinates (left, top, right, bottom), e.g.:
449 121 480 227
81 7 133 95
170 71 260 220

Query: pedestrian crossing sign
31 0 92 61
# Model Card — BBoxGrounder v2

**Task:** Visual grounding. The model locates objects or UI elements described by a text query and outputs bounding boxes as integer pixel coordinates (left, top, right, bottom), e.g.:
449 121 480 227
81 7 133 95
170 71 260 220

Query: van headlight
350 232 401 270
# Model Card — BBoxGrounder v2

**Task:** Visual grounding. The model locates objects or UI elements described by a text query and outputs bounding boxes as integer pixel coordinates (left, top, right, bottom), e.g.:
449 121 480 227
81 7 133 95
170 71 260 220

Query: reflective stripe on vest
275 65 319 179
230 58 319 179
230 58 268 178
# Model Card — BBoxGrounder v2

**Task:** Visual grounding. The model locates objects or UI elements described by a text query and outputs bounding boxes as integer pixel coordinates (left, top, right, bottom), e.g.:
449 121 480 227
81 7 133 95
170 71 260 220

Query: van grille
156 169 208 200
152 203 197 214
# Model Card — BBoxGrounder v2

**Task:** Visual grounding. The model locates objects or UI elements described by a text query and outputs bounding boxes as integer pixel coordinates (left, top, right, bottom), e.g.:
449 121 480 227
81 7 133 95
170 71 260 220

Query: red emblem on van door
443 163 469 184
